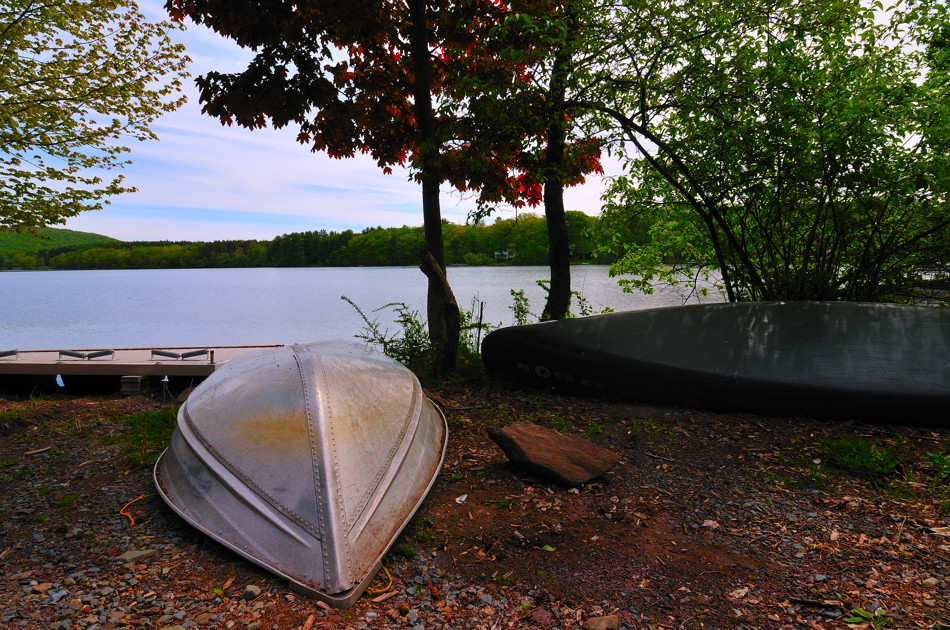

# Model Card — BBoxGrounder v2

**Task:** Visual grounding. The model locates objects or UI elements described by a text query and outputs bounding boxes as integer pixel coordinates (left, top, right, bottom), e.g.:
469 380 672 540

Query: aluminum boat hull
481 302 950 422
154 341 447 607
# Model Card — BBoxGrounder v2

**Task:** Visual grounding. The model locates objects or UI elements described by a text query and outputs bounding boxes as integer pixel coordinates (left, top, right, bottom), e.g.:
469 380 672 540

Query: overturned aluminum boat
154 341 448 608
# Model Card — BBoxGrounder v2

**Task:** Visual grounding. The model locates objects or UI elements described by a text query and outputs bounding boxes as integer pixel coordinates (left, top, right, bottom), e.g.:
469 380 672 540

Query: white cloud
65 0 614 241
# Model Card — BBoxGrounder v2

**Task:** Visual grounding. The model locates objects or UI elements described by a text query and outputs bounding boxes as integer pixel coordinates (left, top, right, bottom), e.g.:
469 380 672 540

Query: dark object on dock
58 349 114 360
481 302 950 422
154 341 448 608
0 350 18 360
487 421 620 486
150 348 210 360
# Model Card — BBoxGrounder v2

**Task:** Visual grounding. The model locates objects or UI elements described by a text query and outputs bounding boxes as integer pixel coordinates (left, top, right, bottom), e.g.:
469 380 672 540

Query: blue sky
63 0 614 242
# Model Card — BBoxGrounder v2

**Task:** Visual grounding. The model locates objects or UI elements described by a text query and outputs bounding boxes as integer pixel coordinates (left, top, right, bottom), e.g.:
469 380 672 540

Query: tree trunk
542 126 571 320
541 43 572 321
409 0 459 373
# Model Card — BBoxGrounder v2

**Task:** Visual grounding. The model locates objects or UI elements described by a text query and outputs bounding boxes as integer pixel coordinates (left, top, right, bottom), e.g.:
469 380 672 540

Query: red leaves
170 0 603 214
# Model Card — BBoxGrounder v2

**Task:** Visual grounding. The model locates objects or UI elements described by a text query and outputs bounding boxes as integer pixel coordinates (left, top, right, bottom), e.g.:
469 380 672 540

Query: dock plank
0 345 282 377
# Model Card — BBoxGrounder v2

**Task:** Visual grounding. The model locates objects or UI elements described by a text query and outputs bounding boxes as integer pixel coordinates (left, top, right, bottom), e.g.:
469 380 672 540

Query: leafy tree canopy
590 0 950 304
0 0 189 232
437 0 609 319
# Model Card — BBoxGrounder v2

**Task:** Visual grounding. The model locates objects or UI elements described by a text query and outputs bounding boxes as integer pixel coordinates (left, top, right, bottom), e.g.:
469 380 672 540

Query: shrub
820 437 898 475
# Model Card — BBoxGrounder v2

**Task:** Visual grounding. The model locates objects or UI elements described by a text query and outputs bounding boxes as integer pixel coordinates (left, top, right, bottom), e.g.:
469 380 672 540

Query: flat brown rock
487 421 620 486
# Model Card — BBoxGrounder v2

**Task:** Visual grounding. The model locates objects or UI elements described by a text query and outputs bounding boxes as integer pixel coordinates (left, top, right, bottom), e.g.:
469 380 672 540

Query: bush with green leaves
342 295 494 375
821 438 899 476
594 0 950 304
509 281 613 326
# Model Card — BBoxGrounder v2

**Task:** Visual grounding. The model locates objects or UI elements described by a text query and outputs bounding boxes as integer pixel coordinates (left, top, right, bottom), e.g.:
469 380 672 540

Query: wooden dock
0 345 282 378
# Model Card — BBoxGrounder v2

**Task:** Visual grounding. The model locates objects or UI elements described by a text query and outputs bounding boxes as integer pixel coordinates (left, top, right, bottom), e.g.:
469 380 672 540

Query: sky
62 1 617 243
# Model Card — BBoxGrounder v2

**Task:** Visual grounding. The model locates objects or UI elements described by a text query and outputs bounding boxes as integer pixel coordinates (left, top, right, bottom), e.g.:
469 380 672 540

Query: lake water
0 266 721 350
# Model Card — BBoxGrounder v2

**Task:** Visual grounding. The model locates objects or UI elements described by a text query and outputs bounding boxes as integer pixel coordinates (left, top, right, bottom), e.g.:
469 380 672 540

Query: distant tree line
0 212 621 270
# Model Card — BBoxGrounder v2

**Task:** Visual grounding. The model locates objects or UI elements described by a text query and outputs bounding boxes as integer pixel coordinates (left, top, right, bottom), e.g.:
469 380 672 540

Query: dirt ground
1 379 949 630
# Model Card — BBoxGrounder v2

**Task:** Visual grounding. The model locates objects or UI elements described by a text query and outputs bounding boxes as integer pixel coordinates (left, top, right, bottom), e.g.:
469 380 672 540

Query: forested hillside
0 228 118 251
0 212 629 270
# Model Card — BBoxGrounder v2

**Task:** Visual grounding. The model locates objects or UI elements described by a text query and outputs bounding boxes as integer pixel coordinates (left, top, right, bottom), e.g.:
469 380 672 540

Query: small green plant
550 413 571 433
793 459 832 491
583 421 605 441
629 417 675 437
512 282 614 325
120 408 177 468
820 437 899 475
31 513 49 524
459 297 496 356
930 451 950 481
494 572 516 587
509 289 535 325
0 410 27 423
927 440 950 510
28 387 51 403
567 288 613 318
492 497 513 511
881 481 916 502
410 516 435 543
844 607 893 627
55 495 77 508
757 468 794 489
391 542 417 559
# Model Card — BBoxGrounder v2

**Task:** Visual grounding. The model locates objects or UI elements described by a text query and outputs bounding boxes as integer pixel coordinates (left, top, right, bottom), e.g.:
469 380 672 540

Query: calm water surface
0 266 721 350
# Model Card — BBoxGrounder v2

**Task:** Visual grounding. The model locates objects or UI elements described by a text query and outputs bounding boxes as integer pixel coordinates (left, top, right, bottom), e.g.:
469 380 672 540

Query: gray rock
115 549 158 563
487 422 620 487
242 584 262 600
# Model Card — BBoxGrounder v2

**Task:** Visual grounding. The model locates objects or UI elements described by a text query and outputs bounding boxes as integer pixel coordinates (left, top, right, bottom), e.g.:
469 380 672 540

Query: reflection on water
0 266 721 349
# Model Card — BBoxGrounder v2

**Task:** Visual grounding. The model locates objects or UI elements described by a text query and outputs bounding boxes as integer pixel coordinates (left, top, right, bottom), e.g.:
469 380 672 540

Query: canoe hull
481 302 950 422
